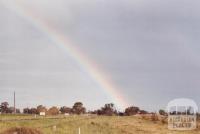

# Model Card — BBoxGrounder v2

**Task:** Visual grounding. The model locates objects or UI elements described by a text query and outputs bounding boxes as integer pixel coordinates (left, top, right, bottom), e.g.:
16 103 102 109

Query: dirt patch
1 127 43 134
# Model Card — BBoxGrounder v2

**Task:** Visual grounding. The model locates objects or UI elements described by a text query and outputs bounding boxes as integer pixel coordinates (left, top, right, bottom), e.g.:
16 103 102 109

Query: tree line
0 101 153 116
0 102 20 114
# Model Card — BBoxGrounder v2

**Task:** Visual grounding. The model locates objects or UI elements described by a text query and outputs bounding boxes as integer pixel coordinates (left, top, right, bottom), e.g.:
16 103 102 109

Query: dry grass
0 114 200 134
1 127 42 134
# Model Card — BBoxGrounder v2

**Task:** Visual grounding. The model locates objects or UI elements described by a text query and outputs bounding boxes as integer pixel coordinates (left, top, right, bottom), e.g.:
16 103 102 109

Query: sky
0 0 200 111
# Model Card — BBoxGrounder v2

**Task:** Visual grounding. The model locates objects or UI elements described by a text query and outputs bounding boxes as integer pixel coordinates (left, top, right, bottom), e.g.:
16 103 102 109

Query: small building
64 113 70 116
39 112 46 116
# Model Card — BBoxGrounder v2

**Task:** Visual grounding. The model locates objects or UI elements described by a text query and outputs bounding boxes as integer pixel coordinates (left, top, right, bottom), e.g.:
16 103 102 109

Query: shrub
125 106 140 116
47 106 59 115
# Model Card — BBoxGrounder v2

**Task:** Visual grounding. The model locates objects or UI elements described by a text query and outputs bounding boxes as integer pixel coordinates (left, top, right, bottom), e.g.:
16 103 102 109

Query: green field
0 114 200 134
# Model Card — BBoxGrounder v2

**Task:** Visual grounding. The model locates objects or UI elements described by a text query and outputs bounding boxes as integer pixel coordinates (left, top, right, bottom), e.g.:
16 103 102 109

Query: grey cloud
1 0 200 111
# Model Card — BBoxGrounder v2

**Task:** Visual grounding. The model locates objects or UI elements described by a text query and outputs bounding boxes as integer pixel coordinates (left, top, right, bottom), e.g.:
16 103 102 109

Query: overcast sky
1 0 200 111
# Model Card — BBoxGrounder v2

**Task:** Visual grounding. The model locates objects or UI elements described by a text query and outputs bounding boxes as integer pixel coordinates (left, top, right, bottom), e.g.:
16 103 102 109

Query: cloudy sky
0 0 200 111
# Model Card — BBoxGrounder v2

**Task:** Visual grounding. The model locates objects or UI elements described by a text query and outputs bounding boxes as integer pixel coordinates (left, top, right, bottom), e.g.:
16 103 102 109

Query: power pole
14 91 16 114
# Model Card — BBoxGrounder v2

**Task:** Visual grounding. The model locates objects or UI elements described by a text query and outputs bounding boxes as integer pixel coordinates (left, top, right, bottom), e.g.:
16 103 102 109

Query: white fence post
78 127 81 134
53 125 56 133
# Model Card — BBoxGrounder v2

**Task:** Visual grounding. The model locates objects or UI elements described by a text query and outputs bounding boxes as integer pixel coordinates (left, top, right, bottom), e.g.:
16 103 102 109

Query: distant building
39 112 45 116
64 113 69 116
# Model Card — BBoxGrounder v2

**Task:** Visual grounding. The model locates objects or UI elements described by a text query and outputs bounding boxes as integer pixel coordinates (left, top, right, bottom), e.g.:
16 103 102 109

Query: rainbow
2 1 129 109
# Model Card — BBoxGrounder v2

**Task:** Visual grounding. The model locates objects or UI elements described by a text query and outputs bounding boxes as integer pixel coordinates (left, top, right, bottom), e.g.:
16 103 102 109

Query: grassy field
0 114 200 134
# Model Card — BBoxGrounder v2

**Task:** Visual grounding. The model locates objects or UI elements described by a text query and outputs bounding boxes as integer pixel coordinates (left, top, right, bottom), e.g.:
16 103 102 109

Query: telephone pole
14 91 16 114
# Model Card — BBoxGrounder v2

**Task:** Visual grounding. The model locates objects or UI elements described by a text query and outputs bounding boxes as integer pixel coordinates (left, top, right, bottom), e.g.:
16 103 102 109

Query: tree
16 108 20 114
99 103 117 116
23 108 37 114
72 102 86 115
125 106 140 116
30 108 37 114
47 106 59 115
36 105 47 114
159 109 166 116
187 106 194 115
23 108 30 114
7 107 15 113
60 106 71 114
0 102 9 113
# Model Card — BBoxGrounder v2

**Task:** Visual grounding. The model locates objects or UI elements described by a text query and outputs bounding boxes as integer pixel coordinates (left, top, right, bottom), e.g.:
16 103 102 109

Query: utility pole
14 91 16 114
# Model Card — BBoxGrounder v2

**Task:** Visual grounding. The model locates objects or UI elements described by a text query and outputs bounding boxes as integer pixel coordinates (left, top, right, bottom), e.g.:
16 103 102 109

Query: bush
60 106 71 114
47 106 59 115
159 109 167 116
125 106 140 116
96 103 117 116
